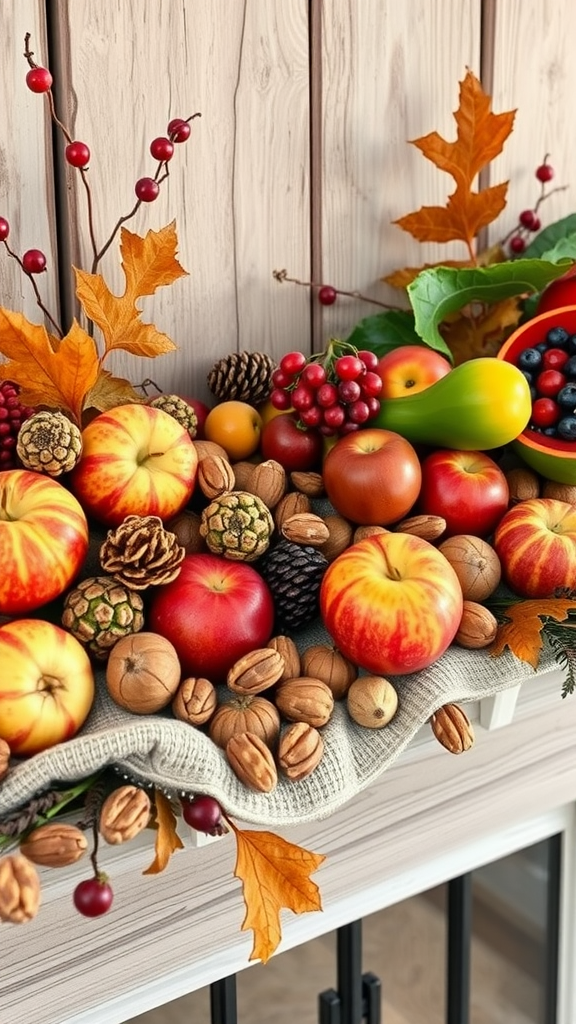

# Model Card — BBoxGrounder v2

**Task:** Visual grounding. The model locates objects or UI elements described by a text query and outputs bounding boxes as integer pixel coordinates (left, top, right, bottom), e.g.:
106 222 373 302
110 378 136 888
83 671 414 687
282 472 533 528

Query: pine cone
99 515 185 589
200 490 274 561
258 540 328 631
61 576 145 660
207 351 276 404
149 394 198 438
17 410 82 476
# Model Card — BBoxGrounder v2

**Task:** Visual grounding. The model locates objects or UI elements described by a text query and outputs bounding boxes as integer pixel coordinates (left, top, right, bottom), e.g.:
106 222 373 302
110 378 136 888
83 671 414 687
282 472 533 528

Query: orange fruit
204 401 263 461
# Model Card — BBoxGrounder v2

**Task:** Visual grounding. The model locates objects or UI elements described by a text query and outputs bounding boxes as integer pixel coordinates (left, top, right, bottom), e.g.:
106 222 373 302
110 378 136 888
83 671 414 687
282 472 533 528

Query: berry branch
272 268 401 310
500 154 569 255
1 235 64 338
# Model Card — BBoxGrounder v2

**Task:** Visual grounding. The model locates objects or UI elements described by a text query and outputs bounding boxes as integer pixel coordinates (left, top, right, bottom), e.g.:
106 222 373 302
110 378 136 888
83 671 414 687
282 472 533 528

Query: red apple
320 532 463 675
0 469 89 616
376 345 452 398
260 413 323 472
70 403 198 527
322 428 422 525
0 619 95 756
147 553 275 681
494 497 576 598
182 396 212 439
417 449 509 538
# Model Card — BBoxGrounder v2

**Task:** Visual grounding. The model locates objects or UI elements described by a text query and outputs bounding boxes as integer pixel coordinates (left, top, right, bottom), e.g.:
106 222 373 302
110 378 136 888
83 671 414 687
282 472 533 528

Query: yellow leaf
229 821 325 964
142 790 184 875
383 259 473 290
74 221 187 358
489 598 576 669
0 311 99 423
85 369 147 413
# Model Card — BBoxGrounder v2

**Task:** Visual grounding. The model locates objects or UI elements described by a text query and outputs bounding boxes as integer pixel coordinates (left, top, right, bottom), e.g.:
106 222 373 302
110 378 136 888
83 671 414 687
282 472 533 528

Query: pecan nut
197 454 235 499
290 471 325 497
0 854 41 923
266 635 301 681
281 512 331 547
225 732 278 792
172 676 217 725
430 703 475 754
247 459 287 509
454 601 498 649
395 514 447 541
19 823 88 868
227 648 285 694
99 785 152 844
273 491 311 530
274 676 335 727
278 722 324 781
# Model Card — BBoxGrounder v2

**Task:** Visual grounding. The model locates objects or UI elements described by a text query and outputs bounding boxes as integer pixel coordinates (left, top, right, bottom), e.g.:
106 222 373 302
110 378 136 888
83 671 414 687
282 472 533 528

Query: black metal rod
337 920 364 1024
544 833 562 1024
446 874 472 1024
210 974 238 1024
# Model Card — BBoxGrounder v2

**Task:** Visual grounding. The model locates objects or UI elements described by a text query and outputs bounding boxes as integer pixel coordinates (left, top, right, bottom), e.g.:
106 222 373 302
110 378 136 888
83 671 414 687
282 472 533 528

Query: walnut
319 514 353 561
247 459 287 509
274 677 334 727
395 514 447 541
197 454 235 499
353 525 388 543
430 703 475 754
227 648 285 695
278 722 324 781
300 643 357 699
19 823 88 867
506 467 540 504
454 600 498 649
165 510 206 554
281 512 331 546
290 471 325 497
99 785 152 844
266 635 301 681
172 676 217 725
194 439 230 462
0 854 41 924
438 535 501 601
273 491 311 530
225 732 278 792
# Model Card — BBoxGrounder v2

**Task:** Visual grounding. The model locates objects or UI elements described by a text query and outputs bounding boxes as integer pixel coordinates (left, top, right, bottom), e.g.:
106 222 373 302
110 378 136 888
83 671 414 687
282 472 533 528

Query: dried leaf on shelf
489 597 576 669
142 790 184 875
228 821 325 964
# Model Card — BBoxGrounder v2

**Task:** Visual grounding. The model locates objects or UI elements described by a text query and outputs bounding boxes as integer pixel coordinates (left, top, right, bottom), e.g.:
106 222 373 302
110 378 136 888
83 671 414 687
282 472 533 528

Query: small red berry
0 218 9 241
65 141 91 168
181 795 225 835
509 235 526 255
26 66 53 93
531 397 560 429
519 209 540 231
150 136 175 162
318 285 337 306
73 876 114 918
22 249 47 274
135 177 160 202
167 118 191 143
536 162 554 183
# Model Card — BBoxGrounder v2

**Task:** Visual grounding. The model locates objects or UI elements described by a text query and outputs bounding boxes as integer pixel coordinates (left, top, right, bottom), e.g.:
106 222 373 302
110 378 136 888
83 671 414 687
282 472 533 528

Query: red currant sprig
506 154 568 257
272 268 399 311
270 339 383 437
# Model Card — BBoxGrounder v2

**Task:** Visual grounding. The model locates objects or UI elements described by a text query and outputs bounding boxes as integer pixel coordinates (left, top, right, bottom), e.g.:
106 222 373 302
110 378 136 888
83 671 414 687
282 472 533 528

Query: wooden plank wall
1 0 575 402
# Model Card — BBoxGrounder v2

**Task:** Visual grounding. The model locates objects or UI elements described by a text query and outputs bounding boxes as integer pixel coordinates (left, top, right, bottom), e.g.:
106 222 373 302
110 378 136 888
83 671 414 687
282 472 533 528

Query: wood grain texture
486 0 576 249
317 0 482 345
0 3 60 325
50 0 311 400
1 671 574 1024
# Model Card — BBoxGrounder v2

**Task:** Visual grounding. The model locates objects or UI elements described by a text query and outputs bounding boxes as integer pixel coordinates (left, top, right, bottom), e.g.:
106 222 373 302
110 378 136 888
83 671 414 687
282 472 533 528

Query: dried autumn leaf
74 221 188 358
489 598 576 669
393 69 516 253
85 368 146 413
142 789 184 875
228 820 325 964
440 295 523 363
0 311 99 423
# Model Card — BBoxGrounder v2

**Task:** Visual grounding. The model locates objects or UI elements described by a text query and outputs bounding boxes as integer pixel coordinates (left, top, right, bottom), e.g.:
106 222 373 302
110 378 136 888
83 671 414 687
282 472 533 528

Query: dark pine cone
207 350 276 405
257 540 328 632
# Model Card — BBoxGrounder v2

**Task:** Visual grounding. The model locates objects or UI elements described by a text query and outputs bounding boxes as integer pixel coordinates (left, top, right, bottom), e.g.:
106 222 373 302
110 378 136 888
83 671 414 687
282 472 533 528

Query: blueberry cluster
516 325 576 440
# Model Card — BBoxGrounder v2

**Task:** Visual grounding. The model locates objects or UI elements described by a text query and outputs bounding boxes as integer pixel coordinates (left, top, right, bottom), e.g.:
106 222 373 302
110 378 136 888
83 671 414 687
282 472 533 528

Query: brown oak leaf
142 790 184 875
228 821 325 964
489 598 576 669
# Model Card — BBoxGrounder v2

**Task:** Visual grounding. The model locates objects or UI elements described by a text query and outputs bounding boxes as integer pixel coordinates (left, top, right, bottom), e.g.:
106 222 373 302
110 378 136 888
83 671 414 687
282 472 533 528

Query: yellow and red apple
70 403 198 527
376 345 452 398
320 531 464 675
494 497 576 598
417 449 509 538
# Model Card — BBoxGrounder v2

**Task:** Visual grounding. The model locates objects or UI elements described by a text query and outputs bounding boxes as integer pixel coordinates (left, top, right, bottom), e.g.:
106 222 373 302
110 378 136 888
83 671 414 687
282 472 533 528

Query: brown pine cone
100 515 185 590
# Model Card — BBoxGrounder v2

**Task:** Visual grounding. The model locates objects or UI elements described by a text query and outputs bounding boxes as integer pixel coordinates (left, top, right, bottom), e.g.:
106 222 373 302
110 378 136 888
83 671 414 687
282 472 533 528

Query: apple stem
380 544 402 581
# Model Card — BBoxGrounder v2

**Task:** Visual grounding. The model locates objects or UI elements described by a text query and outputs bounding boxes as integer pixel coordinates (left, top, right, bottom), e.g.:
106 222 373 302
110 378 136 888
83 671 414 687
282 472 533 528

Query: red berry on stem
536 162 554 183
318 285 337 306
322 404 346 430
135 177 160 202
301 362 327 388
357 349 379 372
316 382 339 408
270 388 292 411
334 355 364 381
519 209 540 231
0 218 9 241
182 795 225 835
280 351 307 376
509 235 526 255
271 367 294 389
299 405 323 428
73 876 114 917
167 118 191 143
65 141 91 168
347 399 371 424
150 137 175 162
338 379 361 404
291 384 315 412
359 371 383 398
22 249 46 274
26 66 53 93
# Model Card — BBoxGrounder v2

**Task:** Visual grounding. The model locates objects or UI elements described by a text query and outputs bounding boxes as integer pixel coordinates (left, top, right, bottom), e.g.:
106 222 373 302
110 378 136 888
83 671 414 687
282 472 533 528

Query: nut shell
454 600 498 649
506 467 540 504
106 632 182 713
209 694 281 749
225 732 278 792
197 454 235 499
395 514 447 541
19 823 88 867
247 459 287 509
273 491 311 530
319 514 353 561
0 854 41 924
281 512 331 547
430 703 474 754
300 644 357 700
172 676 217 725
346 675 398 728
353 525 388 543
266 635 301 680
227 648 285 695
99 785 152 844
274 676 334 727
290 471 325 497
438 535 501 601
278 722 324 781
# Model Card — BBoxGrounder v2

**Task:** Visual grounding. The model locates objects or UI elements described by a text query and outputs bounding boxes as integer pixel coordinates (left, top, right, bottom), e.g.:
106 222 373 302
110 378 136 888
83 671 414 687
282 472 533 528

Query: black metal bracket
318 921 381 1024
210 974 238 1024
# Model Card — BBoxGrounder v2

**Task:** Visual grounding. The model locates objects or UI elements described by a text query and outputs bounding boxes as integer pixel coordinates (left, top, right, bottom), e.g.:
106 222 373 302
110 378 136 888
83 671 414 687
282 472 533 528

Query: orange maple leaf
393 69 516 254
74 221 188 358
0 311 99 423
142 790 184 875
489 598 576 669
229 821 325 964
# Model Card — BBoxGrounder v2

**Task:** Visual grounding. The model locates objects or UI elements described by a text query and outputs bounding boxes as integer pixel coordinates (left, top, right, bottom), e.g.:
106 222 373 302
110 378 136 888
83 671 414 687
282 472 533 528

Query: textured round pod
106 632 181 713
437 535 502 602
300 644 358 700
17 410 83 476
61 576 145 660
347 675 398 729
208 694 281 749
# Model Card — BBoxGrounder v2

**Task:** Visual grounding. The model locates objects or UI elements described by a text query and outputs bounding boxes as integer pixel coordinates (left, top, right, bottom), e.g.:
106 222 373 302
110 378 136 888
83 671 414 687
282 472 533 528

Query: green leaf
408 258 572 349
344 309 448 358
523 215 576 259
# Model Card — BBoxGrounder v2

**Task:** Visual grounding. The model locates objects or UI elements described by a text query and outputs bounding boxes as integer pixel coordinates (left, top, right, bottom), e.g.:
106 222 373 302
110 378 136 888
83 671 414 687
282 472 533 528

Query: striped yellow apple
0 469 89 616
69 403 198 527
0 619 95 755
494 497 576 598
320 531 464 675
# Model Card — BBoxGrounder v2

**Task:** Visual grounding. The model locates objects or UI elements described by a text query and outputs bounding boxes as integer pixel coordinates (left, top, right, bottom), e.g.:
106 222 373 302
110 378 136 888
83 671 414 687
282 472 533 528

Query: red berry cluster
136 118 193 203
270 341 383 436
0 382 35 469
508 158 556 256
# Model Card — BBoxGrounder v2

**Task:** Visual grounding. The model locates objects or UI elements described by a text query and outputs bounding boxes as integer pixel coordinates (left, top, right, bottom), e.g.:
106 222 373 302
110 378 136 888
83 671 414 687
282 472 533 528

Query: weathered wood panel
0 3 60 326
317 0 482 346
50 0 311 400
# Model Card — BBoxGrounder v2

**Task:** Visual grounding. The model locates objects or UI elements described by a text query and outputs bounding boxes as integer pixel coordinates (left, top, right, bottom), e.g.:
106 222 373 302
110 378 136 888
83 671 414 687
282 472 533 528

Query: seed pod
274 677 334 727
347 675 398 728
300 644 357 699
225 732 278 792
278 722 324 781
19 823 88 868
0 854 41 924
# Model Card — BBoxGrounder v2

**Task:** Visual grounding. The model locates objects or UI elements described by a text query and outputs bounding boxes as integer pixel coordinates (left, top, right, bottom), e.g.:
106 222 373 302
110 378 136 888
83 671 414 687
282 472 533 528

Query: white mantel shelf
3 667 576 1024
